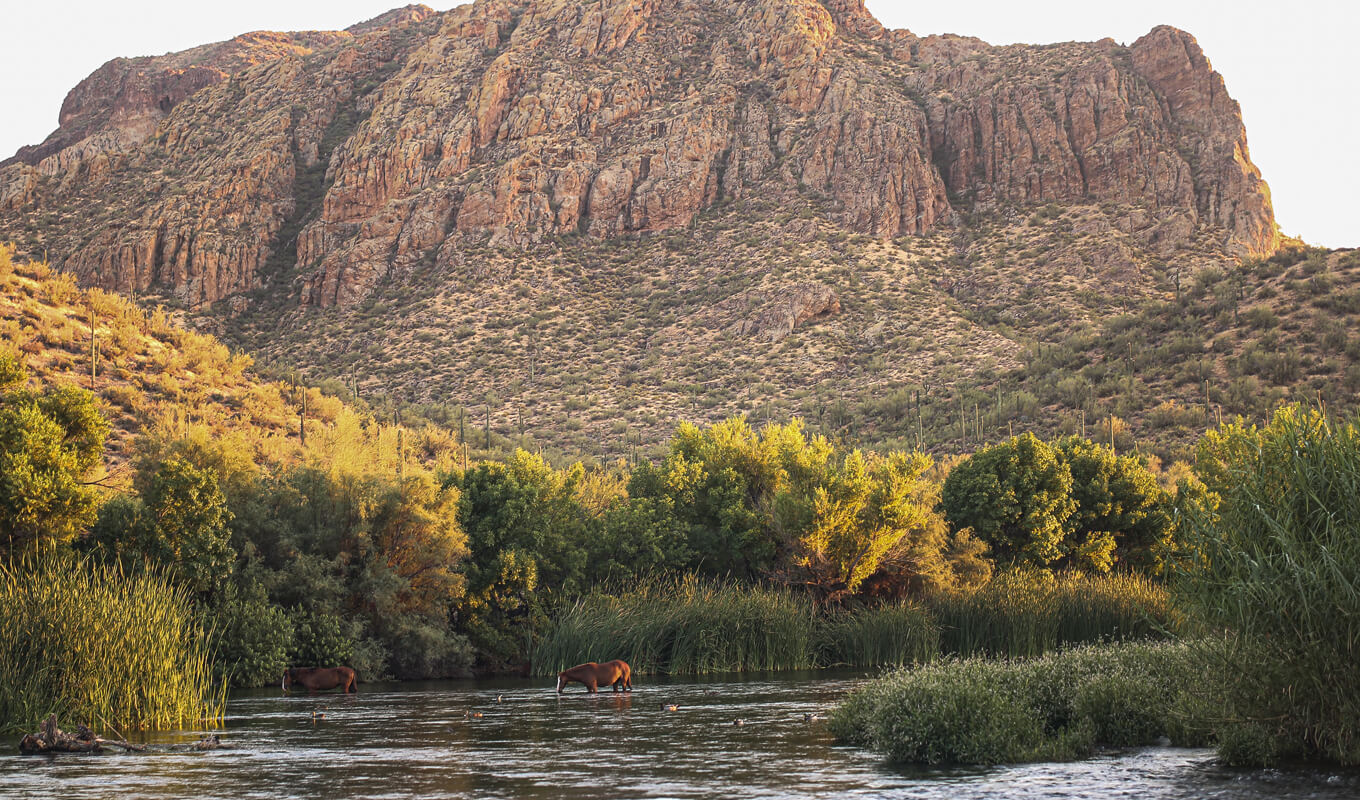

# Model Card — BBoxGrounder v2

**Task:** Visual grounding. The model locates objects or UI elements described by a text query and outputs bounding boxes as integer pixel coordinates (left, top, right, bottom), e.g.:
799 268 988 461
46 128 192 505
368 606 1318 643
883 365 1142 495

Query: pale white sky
1 1 1353 247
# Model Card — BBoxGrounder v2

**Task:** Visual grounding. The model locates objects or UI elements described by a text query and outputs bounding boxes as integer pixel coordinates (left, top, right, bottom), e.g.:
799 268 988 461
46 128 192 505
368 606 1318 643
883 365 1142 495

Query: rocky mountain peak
1 1 1277 309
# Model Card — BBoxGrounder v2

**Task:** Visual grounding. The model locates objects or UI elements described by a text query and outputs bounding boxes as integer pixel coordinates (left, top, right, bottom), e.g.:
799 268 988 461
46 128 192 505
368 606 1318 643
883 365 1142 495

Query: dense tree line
1 350 1193 684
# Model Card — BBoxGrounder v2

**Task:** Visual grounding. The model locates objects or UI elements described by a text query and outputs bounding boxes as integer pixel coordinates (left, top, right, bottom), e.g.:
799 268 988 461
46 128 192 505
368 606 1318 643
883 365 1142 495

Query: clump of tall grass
0 554 226 735
1177 407 1360 765
829 640 1211 765
925 569 1179 658
820 602 938 668
537 570 1179 676
534 574 817 675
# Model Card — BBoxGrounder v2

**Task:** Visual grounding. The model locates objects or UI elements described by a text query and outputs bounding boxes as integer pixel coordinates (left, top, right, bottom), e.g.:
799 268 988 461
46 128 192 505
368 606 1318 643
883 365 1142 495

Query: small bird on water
662 703 679 712
465 710 484 719
802 713 821 723
733 719 745 727
497 695 504 703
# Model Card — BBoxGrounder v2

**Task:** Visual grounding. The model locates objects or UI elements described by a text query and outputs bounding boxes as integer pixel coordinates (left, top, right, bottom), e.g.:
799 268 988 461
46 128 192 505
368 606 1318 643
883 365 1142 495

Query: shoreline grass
534 570 1177 676
0 554 226 735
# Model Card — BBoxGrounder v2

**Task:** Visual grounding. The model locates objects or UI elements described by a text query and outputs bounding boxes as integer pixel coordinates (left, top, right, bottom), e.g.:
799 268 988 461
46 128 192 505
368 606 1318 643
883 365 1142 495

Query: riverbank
533 571 1178 676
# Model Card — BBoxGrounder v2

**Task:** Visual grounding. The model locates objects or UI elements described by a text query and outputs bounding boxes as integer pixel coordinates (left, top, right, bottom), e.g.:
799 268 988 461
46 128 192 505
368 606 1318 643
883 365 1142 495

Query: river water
1 672 1356 799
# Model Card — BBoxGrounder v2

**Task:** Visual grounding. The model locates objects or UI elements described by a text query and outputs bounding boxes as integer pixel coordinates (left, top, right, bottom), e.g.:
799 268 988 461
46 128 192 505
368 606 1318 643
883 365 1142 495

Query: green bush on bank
830 640 1211 765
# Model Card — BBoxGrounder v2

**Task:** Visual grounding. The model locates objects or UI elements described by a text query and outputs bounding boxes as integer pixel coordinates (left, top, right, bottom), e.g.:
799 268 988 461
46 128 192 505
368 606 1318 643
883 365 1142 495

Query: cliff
1 0 1276 308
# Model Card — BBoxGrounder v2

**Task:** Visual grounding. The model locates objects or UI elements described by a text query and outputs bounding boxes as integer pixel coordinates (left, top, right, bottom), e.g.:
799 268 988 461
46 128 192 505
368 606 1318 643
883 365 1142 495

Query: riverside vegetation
834 407 1360 768
2 246 1357 770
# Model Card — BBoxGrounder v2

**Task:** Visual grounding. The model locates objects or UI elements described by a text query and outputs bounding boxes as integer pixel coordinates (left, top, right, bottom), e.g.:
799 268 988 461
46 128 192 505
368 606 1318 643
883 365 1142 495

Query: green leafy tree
456 450 588 667
774 449 938 603
590 496 693 584
90 457 234 595
1053 437 1173 572
629 418 830 578
941 434 1075 567
0 353 108 553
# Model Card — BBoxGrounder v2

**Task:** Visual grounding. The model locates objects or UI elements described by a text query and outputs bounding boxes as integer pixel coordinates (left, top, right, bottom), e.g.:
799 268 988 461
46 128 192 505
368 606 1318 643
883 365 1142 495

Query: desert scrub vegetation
829 640 1210 765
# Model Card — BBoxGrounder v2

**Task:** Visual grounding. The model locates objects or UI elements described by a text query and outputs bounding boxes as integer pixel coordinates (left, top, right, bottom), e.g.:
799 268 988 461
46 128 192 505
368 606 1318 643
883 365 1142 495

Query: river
1 672 1355 799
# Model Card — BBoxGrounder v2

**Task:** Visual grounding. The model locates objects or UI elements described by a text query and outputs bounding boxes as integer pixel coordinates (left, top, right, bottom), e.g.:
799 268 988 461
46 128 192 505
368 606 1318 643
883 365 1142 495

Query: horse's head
282 669 294 693
556 674 566 693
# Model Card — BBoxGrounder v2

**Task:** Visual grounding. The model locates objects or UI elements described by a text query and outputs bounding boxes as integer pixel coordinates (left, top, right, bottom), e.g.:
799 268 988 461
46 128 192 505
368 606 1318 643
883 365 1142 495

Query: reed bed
925 569 1179 659
0 555 226 735
819 602 938 668
536 570 1176 676
534 575 818 675
1177 409 1360 765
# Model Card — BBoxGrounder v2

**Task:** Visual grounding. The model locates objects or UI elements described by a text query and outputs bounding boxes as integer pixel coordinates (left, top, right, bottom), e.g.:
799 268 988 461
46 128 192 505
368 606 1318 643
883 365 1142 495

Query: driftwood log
18 714 146 754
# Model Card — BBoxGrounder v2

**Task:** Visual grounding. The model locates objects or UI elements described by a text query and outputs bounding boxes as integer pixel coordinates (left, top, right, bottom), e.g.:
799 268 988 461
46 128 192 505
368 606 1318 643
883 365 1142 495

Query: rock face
0 1 1277 308
730 284 841 341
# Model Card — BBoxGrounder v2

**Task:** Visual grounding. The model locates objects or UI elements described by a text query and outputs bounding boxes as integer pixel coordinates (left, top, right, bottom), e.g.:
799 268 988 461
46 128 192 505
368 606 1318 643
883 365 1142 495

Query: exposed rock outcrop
0 0 1277 308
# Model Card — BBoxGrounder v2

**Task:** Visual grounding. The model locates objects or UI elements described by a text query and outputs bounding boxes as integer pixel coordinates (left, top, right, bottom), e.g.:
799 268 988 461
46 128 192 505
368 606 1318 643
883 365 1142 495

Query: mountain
5 0 1350 463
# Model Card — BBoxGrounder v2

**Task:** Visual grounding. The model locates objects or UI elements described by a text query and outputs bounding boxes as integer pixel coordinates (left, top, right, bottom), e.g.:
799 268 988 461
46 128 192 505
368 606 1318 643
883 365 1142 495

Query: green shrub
290 609 356 668
205 582 294 688
832 641 1209 765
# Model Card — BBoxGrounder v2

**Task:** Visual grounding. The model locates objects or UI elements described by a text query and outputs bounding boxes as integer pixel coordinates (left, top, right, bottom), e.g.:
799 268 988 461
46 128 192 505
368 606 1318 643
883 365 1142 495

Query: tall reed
1177 408 1360 765
534 574 817 675
925 569 1178 659
536 570 1175 676
819 602 938 668
0 554 226 734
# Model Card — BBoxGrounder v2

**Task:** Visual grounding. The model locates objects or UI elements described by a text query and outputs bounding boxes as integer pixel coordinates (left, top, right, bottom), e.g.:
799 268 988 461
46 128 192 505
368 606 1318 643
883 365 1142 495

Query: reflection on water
1 672 1356 799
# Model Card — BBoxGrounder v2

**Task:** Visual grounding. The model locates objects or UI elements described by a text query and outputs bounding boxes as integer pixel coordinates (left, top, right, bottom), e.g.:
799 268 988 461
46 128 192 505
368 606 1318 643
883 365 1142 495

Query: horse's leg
587 679 598 693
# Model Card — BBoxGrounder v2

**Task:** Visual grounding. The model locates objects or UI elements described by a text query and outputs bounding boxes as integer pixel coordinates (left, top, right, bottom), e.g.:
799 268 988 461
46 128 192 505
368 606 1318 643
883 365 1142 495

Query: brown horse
283 667 358 695
556 660 632 693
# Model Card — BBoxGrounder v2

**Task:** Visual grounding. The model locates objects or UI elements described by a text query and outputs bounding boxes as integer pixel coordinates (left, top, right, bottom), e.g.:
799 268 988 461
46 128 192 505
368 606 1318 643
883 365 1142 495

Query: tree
0 352 108 554
940 433 1075 567
1053 436 1173 572
367 474 468 618
774 449 938 604
455 450 589 667
628 418 832 578
90 457 234 595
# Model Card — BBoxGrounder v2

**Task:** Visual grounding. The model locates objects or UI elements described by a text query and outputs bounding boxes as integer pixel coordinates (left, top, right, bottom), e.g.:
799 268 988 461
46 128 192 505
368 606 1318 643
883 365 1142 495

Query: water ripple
0 672 1356 800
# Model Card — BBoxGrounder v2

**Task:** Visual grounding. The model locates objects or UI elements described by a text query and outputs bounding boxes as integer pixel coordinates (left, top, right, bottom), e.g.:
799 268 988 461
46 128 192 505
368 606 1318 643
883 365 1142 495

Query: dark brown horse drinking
556 660 632 693
283 667 358 695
